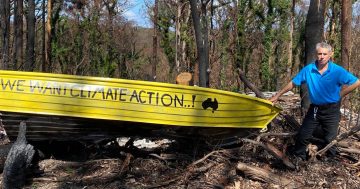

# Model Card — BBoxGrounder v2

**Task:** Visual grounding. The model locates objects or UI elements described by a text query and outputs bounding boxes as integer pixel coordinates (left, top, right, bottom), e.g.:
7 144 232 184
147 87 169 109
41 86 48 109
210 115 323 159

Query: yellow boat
0 70 281 141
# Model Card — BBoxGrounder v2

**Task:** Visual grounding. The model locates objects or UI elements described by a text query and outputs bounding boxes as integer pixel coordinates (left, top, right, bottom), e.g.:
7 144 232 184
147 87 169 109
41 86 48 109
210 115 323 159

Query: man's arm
340 79 360 98
269 81 296 103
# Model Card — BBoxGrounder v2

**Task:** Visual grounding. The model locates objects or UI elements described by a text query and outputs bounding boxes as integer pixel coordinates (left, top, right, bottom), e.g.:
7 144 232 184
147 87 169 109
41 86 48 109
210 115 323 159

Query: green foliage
236 0 246 68
3 0 341 91
45 2 142 79
234 0 249 92
52 16 75 73
126 56 148 80
255 0 291 91
157 2 176 73
326 0 341 63
273 0 291 16
260 29 272 90
218 18 231 91
332 39 341 62
260 20 274 90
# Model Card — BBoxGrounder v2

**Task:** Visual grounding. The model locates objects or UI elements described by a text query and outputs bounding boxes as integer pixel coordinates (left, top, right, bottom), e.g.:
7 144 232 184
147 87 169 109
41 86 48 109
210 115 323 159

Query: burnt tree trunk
340 0 351 70
152 0 158 81
303 0 326 114
14 0 24 70
190 0 208 87
25 0 35 71
0 0 10 69
2 121 35 189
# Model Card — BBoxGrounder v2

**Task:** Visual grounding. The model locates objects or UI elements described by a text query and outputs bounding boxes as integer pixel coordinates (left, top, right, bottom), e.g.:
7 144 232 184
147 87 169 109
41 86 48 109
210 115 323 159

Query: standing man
270 42 360 160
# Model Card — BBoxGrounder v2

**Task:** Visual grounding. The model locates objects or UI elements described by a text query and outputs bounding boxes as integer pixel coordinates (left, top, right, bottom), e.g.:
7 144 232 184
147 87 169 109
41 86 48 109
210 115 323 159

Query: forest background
1 0 360 100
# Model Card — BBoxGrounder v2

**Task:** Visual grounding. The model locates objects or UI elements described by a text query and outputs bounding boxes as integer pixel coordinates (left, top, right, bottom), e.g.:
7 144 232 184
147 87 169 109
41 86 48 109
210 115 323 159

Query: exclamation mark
192 95 196 107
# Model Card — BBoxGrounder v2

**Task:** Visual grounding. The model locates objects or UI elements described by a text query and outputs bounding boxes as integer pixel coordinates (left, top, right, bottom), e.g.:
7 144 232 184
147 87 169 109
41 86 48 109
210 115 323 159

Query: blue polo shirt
292 61 358 105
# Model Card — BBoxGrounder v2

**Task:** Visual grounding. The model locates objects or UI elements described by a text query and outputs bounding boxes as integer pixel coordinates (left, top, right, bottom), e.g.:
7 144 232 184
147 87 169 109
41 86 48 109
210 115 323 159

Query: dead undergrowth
1 92 360 189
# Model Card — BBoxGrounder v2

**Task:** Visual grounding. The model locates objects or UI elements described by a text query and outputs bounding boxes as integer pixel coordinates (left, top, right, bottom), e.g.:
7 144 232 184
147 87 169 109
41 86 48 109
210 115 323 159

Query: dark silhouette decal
202 98 218 113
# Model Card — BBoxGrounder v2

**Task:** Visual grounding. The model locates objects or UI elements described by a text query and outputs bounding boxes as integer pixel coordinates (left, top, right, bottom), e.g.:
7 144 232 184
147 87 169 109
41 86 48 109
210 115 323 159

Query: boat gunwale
0 70 282 112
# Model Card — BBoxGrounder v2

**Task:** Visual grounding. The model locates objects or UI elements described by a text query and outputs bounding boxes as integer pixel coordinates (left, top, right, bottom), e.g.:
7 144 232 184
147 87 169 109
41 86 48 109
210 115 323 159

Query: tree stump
176 72 192 86
2 121 35 189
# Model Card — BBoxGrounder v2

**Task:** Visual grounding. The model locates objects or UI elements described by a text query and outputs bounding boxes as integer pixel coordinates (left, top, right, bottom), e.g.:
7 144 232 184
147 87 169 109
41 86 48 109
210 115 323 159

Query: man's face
317 47 332 66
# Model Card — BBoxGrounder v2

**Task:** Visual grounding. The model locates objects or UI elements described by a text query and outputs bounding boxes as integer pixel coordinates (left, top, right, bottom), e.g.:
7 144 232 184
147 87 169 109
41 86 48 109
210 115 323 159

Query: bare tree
41 0 46 71
25 0 36 71
285 0 296 82
327 1 340 46
189 0 209 87
0 0 10 69
14 0 24 69
302 0 326 113
175 0 182 73
152 0 158 81
341 0 352 70
171 0 191 73
44 0 52 72
104 0 117 77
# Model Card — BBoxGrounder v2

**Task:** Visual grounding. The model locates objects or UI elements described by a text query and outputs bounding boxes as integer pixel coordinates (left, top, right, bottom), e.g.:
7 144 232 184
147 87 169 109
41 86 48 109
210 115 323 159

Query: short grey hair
316 42 333 52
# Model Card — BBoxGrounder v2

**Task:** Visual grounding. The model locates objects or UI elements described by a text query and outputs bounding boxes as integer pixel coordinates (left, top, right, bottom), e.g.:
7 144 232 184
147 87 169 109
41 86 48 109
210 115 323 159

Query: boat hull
0 70 281 140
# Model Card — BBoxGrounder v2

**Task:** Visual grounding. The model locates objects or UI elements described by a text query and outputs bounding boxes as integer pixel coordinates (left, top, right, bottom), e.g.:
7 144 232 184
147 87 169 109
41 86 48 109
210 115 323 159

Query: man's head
316 42 333 66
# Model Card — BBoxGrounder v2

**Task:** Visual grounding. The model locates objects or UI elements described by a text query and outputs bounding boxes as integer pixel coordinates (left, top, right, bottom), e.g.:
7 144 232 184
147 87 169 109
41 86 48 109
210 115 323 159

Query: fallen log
338 147 360 154
236 162 301 188
145 149 221 189
338 141 360 149
241 138 295 169
237 68 301 133
119 153 133 175
237 68 264 98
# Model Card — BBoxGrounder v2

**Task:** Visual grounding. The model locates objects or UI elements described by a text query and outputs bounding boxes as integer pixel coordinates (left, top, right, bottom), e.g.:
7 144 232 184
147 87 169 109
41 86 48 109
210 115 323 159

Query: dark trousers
292 102 341 159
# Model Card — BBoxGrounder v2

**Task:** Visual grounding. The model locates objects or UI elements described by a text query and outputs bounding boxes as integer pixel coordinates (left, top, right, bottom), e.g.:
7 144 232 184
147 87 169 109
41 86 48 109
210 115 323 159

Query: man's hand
269 95 279 104
268 81 295 104
340 80 360 98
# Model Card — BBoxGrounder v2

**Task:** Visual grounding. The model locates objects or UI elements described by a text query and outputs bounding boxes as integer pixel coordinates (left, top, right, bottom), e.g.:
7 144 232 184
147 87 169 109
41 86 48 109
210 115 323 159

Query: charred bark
2 121 35 189
303 0 326 113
